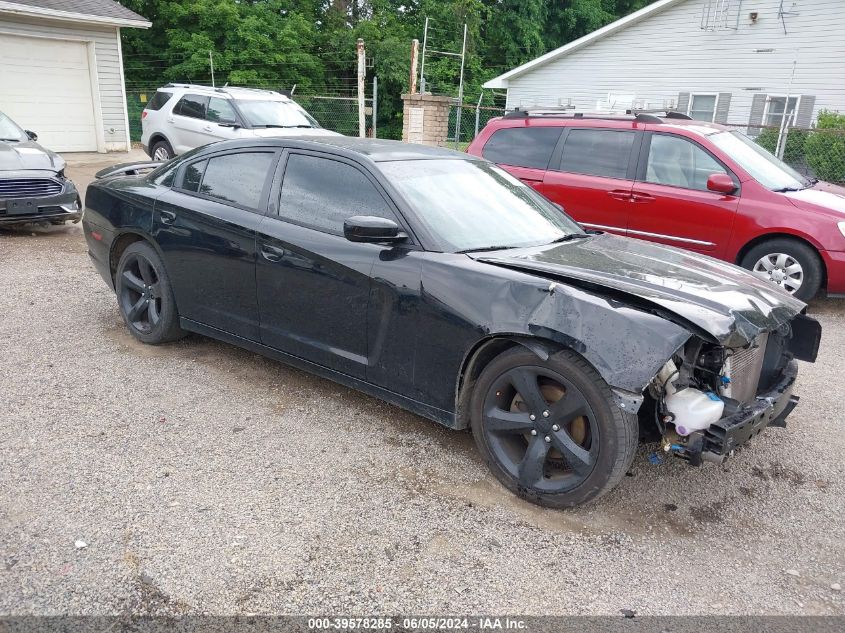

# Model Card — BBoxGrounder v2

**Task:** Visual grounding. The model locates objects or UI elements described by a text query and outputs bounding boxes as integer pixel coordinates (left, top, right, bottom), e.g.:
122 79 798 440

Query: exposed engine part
654 360 724 436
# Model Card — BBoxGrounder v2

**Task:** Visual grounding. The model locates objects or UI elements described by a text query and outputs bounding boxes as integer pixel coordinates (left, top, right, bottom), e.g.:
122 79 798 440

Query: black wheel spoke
550 431 594 476
518 435 549 487
549 392 589 425
149 282 162 299
127 297 147 322
506 367 547 413
137 258 155 285
483 408 534 434
122 270 145 292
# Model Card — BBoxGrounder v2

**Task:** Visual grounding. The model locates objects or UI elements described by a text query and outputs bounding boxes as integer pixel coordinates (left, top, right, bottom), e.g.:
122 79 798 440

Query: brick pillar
402 93 453 146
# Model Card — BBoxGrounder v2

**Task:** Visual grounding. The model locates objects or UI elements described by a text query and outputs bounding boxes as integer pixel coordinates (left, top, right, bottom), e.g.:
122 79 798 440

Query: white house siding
503 0 845 127
0 13 129 150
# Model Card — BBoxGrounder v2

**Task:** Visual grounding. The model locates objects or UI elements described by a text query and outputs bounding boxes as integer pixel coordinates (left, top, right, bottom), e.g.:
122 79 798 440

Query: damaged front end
643 313 821 465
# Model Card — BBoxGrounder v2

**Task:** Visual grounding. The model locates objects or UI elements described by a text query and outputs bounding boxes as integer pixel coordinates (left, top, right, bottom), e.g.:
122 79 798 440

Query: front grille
727 333 768 404
0 178 63 198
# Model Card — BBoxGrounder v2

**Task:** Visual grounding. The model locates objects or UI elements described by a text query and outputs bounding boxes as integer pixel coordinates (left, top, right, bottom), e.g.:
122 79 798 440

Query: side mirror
218 121 240 129
707 173 737 195
344 216 407 243
25 130 37 141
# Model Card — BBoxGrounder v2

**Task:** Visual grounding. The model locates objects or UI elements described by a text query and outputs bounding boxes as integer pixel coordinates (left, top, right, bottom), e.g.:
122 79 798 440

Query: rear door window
181 160 207 192
482 127 562 170
173 95 208 119
558 129 636 179
198 152 276 209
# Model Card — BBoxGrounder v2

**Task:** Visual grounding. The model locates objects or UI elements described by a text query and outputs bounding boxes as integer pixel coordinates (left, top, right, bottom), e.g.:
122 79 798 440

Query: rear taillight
141 111 148 119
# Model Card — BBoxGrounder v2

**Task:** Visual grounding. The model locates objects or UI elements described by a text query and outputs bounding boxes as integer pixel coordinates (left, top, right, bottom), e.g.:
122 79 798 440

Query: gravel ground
1 157 844 616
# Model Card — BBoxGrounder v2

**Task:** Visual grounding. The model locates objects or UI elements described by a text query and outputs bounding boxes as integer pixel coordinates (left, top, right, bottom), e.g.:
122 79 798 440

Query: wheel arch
109 230 168 285
735 232 827 288
148 133 174 154
454 334 572 430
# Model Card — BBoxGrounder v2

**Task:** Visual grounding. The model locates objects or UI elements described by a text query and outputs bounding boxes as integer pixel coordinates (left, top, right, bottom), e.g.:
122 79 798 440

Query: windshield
709 130 810 191
0 111 26 142
380 159 585 252
235 99 320 129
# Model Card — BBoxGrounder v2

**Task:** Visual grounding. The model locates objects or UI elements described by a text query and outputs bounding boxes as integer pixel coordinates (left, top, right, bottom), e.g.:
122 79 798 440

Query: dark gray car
0 111 80 226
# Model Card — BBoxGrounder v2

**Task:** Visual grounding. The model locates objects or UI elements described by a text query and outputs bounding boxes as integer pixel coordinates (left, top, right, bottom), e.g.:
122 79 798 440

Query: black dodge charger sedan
82 137 820 508
0 111 81 226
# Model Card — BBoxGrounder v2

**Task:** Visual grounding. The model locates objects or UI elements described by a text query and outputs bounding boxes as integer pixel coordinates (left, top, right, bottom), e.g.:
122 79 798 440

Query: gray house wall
501 0 845 127
0 13 129 150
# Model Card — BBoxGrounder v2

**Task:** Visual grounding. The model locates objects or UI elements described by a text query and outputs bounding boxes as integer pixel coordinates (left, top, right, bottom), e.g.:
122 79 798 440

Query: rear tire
115 241 185 344
151 139 174 161
470 347 638 508
740 238 822 302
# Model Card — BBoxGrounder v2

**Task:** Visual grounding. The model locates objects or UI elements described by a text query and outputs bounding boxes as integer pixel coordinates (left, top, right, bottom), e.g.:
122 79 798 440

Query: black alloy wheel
471 348 638 508
115 241 185 344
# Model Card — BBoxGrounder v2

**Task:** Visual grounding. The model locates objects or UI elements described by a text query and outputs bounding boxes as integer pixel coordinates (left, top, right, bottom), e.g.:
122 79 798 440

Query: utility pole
420 17 429 93
357 38 366 138
453 23 467 149
409 39 419 94
209 50 215 87
372 75 378 138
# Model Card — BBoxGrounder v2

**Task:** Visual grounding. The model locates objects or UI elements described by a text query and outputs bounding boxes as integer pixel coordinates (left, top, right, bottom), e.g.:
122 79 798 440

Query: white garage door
0 33 99 152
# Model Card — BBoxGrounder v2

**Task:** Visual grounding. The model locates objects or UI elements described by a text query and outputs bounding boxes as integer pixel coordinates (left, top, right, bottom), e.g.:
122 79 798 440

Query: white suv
140 84 340 160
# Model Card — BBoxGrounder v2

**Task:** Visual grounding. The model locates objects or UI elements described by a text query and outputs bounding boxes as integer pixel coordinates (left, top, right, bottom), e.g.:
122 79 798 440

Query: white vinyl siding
0 13 129 151
502 0 845 128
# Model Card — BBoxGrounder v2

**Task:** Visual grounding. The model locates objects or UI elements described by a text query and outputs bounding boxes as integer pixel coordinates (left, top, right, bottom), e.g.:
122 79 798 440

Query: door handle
159 210 176 225
630 192 655 203
202 125 213 132
260 244 286 262
608 190 632 201
167 117 175 123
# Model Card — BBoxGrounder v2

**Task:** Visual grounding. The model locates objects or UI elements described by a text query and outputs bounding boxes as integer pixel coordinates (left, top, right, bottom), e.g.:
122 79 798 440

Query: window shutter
677 92 690 113
748 93 768 136
715 93 732 123
795 96 816 128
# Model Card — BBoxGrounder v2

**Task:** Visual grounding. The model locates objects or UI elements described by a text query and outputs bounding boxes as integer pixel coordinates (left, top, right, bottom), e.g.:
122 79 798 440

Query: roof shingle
2 0 148 24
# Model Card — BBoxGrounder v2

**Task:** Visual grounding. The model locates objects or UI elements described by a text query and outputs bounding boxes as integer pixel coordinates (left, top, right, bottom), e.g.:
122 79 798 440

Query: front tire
740 238 822 302
470 347 638 508
115 241 185 344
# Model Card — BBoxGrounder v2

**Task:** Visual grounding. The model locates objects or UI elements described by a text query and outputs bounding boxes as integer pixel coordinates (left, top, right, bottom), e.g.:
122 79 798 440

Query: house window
688 94 718 122
764 96 799 128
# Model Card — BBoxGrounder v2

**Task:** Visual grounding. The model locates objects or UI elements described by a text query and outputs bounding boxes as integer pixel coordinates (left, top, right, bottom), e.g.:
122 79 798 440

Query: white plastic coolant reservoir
666 388 725 436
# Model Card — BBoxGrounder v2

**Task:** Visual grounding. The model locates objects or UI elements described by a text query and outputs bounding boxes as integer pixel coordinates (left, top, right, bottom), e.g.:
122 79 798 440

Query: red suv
467 111 845 301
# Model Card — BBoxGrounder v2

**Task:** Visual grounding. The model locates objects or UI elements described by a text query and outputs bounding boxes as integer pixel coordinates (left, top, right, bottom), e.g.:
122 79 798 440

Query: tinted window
198 152 275 208
559 129 635 179
182 160 207 192
174 95 207 119
206 97 237 123
146 90 173 111
278 154 394 234
482 127 562 170
645 134 727 191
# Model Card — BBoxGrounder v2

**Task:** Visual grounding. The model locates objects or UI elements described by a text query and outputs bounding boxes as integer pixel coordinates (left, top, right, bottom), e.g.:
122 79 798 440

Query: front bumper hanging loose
683 359 799 465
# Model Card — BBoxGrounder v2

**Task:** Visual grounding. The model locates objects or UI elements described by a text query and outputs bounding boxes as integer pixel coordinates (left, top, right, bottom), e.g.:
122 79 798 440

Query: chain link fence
441 103 506 150
126 91 376 143
725 123 845 185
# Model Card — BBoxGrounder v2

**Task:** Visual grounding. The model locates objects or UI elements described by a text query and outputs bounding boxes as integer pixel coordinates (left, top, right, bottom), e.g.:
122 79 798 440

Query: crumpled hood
472 233 806 347
784 181 845 217
0 140 65 172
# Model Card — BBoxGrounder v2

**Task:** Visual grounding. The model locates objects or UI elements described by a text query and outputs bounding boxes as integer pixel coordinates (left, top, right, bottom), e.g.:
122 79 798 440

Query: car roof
194 136 477 163
158 83 290 102
489 111 730 137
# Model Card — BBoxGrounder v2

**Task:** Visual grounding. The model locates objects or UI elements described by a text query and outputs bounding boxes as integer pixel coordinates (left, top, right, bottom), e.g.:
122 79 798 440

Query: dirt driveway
1 154 843 615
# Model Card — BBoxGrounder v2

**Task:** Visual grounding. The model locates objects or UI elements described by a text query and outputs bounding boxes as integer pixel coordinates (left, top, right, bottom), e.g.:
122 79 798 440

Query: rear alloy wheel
740 238 822 302
151 140 174 161
470 348 638 508
115 241 185 344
